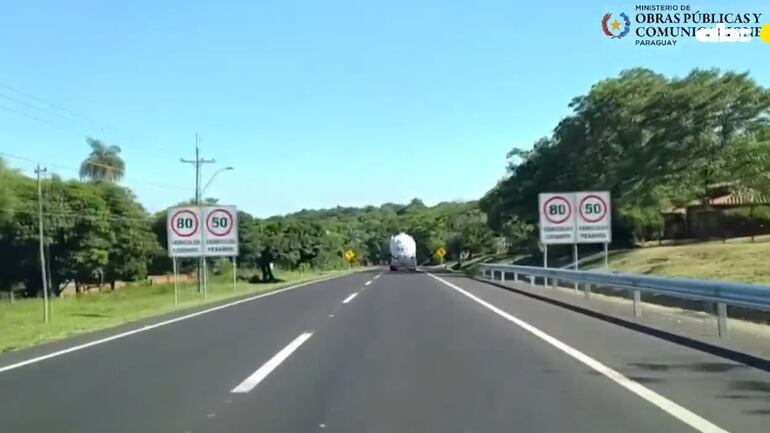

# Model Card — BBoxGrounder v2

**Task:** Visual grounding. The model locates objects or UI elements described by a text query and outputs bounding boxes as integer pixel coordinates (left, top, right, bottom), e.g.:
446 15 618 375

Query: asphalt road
2 270 770 432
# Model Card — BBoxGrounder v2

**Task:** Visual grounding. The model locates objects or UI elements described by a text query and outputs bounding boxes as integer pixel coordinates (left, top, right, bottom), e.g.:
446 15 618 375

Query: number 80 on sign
170 210 199 237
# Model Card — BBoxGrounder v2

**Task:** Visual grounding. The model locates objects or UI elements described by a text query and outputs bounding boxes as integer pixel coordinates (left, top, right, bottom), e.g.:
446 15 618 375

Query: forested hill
227 198 488 274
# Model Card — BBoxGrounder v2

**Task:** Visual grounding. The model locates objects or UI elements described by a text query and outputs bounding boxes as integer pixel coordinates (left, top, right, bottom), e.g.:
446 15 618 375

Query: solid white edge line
426 273 729 433
342 293 358 304
231 332 313 394
0 274 348 374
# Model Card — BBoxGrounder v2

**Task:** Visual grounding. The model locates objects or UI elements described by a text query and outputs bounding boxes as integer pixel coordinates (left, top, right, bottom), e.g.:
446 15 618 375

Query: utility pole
35 165 49 323
181 133 215 293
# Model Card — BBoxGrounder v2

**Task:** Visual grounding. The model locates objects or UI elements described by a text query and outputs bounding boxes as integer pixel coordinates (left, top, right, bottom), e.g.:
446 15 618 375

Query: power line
0 82 180 159
0 105 65 129
0 82 113 130
0 92 82 125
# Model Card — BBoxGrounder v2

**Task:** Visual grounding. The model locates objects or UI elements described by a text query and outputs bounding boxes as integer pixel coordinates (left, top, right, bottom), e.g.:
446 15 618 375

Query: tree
79 137 125 183
96 183 161 288
0 158 19 224
500 216 534 253
481 68 770 247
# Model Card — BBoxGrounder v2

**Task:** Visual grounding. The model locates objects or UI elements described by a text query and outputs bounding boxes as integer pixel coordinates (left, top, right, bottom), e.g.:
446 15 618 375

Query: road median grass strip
0 270 349 353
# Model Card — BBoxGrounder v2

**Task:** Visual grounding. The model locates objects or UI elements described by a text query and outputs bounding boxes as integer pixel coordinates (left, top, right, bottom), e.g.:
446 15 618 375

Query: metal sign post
573 243 579 292
604 242 609 269
543 244 548 287
233 257 237 291
200 204 207 300
202 211 208 301
202 257 208 301
172 258 179 306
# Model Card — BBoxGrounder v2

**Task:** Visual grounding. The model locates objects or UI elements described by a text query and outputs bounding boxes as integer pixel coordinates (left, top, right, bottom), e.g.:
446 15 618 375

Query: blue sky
0 1 768 217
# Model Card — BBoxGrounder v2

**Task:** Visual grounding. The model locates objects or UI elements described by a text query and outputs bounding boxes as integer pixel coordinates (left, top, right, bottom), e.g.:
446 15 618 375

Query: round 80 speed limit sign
543 195 572 224
170 209 200 238
206 208 235 237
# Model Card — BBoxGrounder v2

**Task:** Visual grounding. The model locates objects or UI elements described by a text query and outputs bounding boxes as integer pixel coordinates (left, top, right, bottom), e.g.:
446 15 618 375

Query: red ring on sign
543 196 572 224
206 208 235 237
578 194 608 223
171 210 199 237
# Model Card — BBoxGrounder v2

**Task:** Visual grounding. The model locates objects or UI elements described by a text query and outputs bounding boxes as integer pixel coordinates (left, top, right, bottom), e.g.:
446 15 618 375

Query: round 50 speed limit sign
578 194 608 223
575 191 612 243
170 209 200 238
206 208 235 237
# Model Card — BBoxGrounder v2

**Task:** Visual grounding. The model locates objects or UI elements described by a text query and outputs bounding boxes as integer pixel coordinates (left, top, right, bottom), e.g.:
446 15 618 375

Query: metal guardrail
477 264 770 338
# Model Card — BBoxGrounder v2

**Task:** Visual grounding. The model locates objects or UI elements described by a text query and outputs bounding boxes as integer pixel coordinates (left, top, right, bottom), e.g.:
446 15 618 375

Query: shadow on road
628 362 750 373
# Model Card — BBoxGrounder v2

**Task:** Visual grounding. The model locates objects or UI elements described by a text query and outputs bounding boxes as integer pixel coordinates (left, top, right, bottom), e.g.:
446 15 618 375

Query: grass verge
0 269 348 353
585 237 770 284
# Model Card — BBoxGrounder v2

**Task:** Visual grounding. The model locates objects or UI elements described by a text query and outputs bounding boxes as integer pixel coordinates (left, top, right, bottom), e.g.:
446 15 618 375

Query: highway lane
429 272 770 433
195 271 724 433
0 271 378 433
2 270 770 432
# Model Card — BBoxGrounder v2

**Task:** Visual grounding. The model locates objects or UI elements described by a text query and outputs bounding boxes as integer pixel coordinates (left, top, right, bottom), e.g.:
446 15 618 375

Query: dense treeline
481 68 770 248
151 198 493 277
0 161 160 296
0 158 494 296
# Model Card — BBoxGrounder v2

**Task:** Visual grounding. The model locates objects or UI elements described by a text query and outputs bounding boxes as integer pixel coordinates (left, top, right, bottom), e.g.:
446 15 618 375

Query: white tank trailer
389 232 417 271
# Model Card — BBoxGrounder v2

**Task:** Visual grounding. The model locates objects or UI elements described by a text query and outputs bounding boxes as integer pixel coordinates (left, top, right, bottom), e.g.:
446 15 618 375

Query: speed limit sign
171 209 199 237
538 193 576 244
576 191 611 243
203 206 239 256
167 207 203 257
166 206 239 257
206 208 235 237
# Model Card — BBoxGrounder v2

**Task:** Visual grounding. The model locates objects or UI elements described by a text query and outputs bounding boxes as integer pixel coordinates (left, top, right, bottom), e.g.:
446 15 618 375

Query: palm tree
79 137 124 183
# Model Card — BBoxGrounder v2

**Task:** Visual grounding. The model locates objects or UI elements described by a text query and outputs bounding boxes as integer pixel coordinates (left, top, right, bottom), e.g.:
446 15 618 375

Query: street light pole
181 133 215 293
201 167 234 197
199 167 235 300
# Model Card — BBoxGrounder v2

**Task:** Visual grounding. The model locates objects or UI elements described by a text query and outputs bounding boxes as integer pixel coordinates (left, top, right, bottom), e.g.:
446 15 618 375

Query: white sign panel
538 193 576 244
203 206 239 257
576 191 612 243
167 207 203 257
167 206 239 257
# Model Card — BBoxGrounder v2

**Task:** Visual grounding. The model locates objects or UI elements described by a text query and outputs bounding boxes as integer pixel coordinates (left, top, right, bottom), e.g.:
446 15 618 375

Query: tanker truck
389 232 417 271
